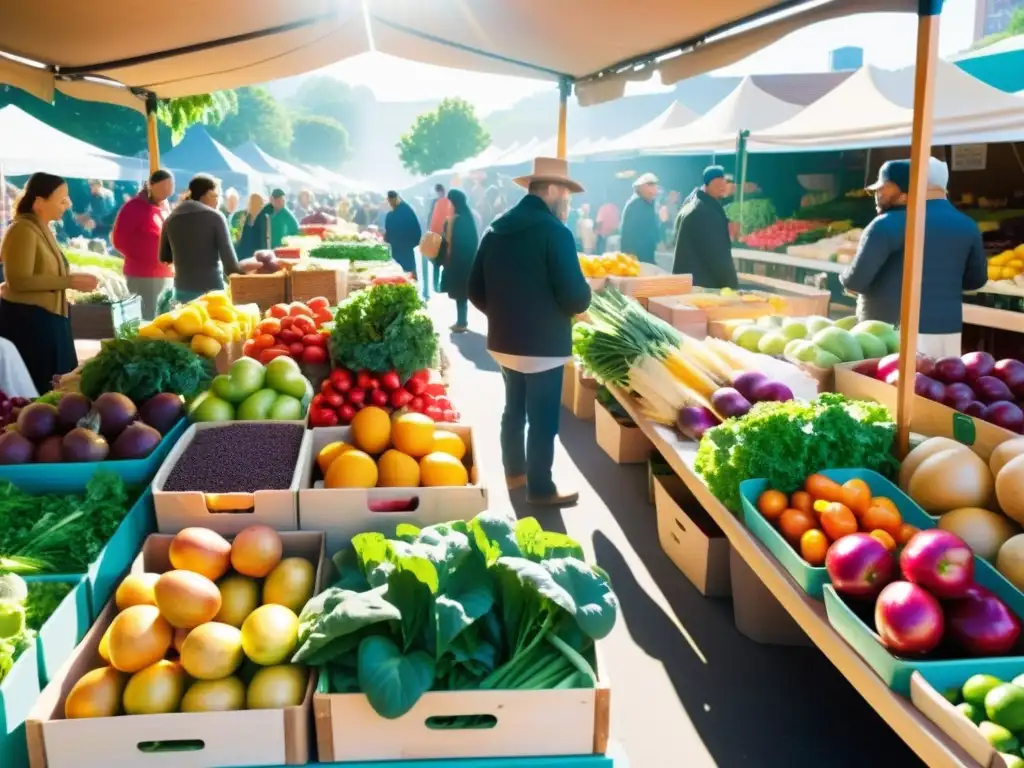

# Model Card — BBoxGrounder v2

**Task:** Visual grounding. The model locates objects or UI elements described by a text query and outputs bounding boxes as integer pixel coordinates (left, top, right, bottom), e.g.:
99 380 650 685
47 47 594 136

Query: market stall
160 125 264 196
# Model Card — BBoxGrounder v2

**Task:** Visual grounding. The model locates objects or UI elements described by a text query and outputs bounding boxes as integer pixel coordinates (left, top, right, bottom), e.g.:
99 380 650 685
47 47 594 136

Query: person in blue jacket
840 158 987 359
468 157 591 507
383 190 422 276
619 172 661 264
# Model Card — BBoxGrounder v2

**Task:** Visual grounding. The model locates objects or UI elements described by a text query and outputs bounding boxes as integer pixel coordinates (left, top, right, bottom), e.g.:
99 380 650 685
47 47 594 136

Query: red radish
425 382 446 397
406 377 427 396
309 407 338 427
434 397 452 410
356 370 374 390
321 386 344 409
899 529 974 599
347 388 366 406
874 581 945 655
330 369 352 392
368 377 381 391
442 409 456 422
424 405 443 421
292 316 316 336
410 369 429 383
409 396 425 413
301 333 326 347
279 328 302 345
391 389 413 408
370 389 389 407
946 585 1021 656
338 404 356 423
288 342 305 358
311 394 325 409
825 533 894 599
301 346 327 365
380 371 401 391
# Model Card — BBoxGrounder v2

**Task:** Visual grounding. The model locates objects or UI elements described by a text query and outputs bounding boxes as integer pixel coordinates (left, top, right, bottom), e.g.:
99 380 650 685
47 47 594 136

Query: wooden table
606 384 978 768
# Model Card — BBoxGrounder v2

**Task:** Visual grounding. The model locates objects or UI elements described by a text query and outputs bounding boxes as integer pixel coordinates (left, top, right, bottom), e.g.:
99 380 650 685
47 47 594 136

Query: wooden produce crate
70 295 142 340
738 273 831 317
289 266 347 305
229 273 288 314
607 266 692 309
26 532 324 768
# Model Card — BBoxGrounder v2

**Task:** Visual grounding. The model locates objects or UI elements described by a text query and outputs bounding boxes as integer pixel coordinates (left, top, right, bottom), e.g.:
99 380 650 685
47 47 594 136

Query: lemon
391 413 436 457
431 430 466 460
420 452 469 487
350 406 391 454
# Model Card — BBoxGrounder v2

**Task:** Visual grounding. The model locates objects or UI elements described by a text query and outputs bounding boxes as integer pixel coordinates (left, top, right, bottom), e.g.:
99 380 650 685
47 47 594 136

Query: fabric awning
161 124 263 192
593 102 700 157
232 141 327 192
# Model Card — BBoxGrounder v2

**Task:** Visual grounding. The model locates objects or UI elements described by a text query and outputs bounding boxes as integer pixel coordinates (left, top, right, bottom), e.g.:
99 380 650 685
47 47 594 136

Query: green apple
237 388 279 420
731 325 767 353
264 356 309 399
757 331 789 356
834 315 858 331
210 357 266 404
189 391 235 422
268 394 303 421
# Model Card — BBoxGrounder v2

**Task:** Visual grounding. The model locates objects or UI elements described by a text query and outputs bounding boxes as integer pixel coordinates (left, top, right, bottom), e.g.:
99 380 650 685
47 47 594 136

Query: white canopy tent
490 138 544 168
749 60 1024 151
0 104 146 180
232 141 327 193
633 77 804 155
591 102 699 157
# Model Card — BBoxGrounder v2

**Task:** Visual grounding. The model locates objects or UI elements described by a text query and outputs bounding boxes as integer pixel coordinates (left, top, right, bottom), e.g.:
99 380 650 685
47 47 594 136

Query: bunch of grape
0 392 32 430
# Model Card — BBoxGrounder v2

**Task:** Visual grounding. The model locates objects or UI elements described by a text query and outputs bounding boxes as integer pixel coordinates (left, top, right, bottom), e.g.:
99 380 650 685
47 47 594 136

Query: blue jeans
500 365 563 497
455 298 468 327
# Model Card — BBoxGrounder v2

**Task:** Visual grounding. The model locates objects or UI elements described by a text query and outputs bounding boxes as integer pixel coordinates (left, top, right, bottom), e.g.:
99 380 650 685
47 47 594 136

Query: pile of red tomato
309 367 460 427
242 297 333 366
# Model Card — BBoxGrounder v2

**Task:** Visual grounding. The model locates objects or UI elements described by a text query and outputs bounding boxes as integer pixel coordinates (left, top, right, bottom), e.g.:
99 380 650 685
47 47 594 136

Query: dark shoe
506 474 527 490
527 487 579 506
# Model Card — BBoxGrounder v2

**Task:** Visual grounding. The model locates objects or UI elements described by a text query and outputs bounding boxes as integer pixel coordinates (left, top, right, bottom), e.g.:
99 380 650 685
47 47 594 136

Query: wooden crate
228 273 288 313
289 267 347 305
738 273 831 317
607 270 692 304
69 295 142 339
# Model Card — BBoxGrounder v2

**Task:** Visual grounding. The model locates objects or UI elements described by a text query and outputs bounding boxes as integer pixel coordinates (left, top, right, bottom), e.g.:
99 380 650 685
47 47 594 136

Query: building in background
974 0 1024 40
830 46 864 71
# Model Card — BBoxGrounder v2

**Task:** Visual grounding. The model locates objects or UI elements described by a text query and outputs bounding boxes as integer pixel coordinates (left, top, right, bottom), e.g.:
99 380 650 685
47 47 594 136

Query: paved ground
435 298 924 768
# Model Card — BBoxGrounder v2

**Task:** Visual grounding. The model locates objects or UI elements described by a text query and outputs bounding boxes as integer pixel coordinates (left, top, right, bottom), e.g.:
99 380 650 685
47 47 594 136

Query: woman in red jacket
111 169 175 319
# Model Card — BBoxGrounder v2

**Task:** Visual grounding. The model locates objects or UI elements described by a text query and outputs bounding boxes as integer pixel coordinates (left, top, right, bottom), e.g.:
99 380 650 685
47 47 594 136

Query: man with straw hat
468 157 591 506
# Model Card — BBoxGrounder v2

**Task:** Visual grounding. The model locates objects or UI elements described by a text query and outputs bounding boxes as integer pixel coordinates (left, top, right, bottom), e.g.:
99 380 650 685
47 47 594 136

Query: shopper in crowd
428 184 454 291
111 169 175 320
221 187 240 222
595 198 619 253
660 189 682 248
840 159 987 358
159 174 241 304
236 193 271 262
438 189 478 334
673 165 738 289
295 189 315 222
383 190 422 276
336 197 351 222
261 189 299 249
85 180 118 240
0 173 100 392
468 157 591 507
620 172 661 264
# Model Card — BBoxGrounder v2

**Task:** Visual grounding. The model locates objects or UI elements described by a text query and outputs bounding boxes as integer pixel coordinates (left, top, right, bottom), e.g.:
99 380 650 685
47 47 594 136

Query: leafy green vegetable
25 581 74 631
694 393 899 513
0 474 134 573
328 282 437 379
63 248 124 274
310 241 391 262
0 573 34 684
293 511 618 720
724 198 777 236
79 337 213 402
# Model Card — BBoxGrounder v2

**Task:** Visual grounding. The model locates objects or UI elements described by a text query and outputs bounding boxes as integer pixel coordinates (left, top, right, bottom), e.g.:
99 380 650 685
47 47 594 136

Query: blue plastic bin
738 469 935 598
0 641 39 768
0 417 186 494
24 575 90 686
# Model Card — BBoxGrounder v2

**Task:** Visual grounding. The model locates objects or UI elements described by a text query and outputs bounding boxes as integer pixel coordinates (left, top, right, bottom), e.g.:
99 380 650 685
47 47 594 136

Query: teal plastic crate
0 641 39 768
24 576 90 686
738 469 935 598
0 417 186 494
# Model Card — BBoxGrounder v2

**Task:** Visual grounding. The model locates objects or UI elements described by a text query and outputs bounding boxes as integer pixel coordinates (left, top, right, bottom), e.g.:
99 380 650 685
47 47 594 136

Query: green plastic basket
24 575 90 686
0 640 39 768
738 469 934 598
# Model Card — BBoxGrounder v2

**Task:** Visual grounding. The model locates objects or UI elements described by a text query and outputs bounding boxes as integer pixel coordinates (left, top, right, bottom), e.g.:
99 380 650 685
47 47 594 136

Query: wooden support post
896 2 943 456
556 78 571 159
145 92 160 175
735 130 749 234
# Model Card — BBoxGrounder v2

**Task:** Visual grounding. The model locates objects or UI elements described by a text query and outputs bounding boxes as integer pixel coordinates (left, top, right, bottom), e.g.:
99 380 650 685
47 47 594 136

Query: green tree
971 7 1024 49
290 115 350 166
397 98 489 176
290 76 370 148
208 86 292 158
157 92 237 143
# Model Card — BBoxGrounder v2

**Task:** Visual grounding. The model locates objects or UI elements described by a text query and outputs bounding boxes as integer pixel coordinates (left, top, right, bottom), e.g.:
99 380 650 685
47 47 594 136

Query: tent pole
557 78 571 160
735 130 749 234
895 1 943 457
146 93 160 175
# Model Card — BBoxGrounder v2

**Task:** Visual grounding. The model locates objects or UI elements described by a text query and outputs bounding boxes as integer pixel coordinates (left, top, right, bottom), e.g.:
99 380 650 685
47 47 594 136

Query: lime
963 674 1004 707
942 687 962 705
979 721 1020 754
956 702 983 725
986 684 1024 732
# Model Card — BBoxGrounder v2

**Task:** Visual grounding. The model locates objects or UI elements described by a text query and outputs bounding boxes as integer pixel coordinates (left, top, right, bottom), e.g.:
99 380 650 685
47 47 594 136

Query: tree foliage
397 98 489 177
208 86 292 158
290 76 370 150
971 8 1024 49
290 115 350 167
157 92 237 143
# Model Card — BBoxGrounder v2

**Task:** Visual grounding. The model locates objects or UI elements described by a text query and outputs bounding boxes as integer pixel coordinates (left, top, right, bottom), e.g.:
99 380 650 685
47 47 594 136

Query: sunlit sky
324 0 978 114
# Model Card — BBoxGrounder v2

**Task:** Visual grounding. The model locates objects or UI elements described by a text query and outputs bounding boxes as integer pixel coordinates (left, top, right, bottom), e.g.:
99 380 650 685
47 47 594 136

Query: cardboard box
729 548 809 647
654 475 731 597
737 273 831 317
298 424 488 556
313 650 610 762
595 401 651 465
153 422 310 534
647 296 710 338
835 362 1016 461
561 361 598 419
26 531 325 768
647 453 673 504
561 361 576 411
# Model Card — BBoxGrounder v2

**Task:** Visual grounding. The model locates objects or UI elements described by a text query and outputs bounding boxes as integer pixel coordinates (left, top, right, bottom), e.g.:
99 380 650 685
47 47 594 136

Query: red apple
875 581 945 655
825 533 895 599
946 585 1021 656
899 529 974 599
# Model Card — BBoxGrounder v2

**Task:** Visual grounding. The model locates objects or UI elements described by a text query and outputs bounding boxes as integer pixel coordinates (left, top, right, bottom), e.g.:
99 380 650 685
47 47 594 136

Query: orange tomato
862 504 902 537
757 490 788 521
267 303 289 319
289 302 314 318
778 509 817 544
872 497 900 517
820 502 858 541
800 529 829 566
841 478 872 517
897 523 920 546
253 333 276 350
805 474 845 503
790 491 814 514
307 297 330 312
258 318 282 335
242 339 258 358
869 529 897 551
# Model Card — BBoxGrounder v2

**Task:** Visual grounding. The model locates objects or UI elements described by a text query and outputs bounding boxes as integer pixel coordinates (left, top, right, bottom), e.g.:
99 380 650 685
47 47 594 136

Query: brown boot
527 487 579 506
506 474 527 490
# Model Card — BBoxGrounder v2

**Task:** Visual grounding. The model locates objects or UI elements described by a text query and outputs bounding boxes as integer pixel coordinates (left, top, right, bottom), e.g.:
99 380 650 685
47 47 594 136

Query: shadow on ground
557 412 923 768
447 330 500 373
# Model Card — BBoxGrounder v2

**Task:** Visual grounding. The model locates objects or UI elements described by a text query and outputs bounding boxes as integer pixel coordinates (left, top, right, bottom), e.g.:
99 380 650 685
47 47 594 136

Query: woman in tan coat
0 173 98 392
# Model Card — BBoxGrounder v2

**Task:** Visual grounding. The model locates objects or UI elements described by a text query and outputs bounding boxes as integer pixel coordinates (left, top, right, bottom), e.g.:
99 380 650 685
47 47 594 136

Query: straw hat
514 157 585 193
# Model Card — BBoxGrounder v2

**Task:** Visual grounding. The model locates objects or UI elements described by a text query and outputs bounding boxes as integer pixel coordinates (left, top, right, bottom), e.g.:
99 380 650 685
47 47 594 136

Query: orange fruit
391 414 436 458
863 504 902 537
324 450 378 488
419 452 469 487
820 503 858 541
350 407 391 455
317 441 353 475
870 529 897 551
432 430 466 460
805 474 844 503
897 523 920 545
841 478 872 517
790 491 814 514
757 489 788 520
800 529 829 566
378 449 421 487
778 509 817 544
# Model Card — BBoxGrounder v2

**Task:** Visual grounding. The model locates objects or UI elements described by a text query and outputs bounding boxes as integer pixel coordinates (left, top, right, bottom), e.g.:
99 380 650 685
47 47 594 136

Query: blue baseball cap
703 165 733 185
866 160 911 193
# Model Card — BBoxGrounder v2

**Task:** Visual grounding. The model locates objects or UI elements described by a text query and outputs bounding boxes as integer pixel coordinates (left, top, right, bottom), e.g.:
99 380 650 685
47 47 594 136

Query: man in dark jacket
840 159 987 358
384 191 422 276
468 157 591 506
672 166 738 289
619 172 661 264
